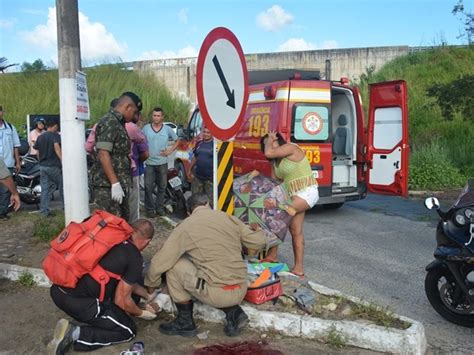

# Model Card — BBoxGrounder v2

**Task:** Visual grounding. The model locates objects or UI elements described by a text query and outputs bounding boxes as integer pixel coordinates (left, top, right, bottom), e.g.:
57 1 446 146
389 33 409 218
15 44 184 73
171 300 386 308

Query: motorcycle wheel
175 161 190 191
174 189 188 218
425 266 474 327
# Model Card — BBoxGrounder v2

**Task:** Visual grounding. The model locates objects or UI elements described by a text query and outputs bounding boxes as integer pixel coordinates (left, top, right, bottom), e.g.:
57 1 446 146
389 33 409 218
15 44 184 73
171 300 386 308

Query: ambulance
175 70 409 208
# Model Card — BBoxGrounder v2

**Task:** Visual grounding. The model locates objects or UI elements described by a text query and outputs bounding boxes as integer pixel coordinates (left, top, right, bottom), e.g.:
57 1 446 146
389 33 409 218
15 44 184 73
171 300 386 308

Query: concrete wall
127 45 410 104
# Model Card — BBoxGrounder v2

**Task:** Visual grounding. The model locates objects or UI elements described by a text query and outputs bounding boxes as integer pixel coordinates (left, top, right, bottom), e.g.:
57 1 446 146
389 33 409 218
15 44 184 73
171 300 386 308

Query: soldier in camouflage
91 92 142 221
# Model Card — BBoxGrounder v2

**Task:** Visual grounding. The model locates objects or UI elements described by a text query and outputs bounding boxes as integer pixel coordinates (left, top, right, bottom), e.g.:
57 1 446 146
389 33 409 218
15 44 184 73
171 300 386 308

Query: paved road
275 195 471 354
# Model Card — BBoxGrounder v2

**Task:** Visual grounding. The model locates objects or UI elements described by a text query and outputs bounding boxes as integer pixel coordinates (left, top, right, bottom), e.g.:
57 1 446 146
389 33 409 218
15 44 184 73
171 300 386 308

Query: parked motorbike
424 180 474 327
139 167 188 218
13 154 41 204
165 168 188 217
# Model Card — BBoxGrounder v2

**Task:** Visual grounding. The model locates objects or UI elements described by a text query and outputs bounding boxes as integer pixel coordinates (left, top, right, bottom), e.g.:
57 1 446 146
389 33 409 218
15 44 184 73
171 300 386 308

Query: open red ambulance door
367 80 409 196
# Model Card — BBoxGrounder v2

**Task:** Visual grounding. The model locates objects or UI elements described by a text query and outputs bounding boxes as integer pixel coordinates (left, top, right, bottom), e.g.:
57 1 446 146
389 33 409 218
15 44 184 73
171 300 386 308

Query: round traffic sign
196 27 249 141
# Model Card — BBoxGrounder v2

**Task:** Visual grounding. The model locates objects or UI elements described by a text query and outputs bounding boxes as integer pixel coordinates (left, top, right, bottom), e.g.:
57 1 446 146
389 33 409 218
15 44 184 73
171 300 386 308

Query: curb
0 263 426 354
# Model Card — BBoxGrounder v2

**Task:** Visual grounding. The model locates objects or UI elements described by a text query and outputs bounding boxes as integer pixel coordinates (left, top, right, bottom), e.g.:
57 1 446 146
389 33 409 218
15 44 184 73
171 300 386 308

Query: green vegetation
355 46 474 189
351 302 410 329
17 271 36 287
33 212 66 242
0 64 191 133
325 325 347 349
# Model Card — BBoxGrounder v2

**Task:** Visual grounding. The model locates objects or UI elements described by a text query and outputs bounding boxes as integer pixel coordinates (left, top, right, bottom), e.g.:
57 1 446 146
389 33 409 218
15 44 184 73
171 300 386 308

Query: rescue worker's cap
122 91 142 112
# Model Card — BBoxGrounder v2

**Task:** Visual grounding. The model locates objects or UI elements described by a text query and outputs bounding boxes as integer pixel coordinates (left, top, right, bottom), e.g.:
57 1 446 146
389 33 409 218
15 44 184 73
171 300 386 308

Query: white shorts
294 185 319 209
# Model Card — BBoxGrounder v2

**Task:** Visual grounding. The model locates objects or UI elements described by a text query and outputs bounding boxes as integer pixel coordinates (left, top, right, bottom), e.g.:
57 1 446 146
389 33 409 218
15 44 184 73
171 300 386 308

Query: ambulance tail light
340 77 350 85
264 85 276 100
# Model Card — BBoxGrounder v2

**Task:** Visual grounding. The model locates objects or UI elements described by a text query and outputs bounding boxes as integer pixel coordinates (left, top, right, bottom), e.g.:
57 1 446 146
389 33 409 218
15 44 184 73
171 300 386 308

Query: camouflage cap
121 91 142 112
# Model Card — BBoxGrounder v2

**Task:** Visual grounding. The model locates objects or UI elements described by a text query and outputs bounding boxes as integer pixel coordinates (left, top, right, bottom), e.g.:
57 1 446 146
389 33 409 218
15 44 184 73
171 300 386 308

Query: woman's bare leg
289 211 306 275
288 195 310 275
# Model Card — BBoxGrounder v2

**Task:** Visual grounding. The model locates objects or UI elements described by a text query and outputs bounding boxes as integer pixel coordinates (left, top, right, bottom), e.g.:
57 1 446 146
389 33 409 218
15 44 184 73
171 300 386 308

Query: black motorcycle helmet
33 116 46 129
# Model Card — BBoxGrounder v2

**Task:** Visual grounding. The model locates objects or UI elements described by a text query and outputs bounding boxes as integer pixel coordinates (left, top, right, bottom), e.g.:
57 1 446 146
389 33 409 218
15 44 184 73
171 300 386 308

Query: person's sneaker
47 319 76 355
145 211 156 218
156 209 166 216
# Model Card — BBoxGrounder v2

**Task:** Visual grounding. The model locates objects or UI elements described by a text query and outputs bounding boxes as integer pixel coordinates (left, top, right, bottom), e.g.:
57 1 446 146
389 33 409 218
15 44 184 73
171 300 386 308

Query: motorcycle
13 154 41 204
139 167 188 218
165 167 188 218
424 179 474 327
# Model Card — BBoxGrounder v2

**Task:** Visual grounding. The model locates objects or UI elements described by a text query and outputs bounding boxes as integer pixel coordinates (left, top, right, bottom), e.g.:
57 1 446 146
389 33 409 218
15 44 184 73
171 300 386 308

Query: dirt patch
0 279 380 354
1 210 409 331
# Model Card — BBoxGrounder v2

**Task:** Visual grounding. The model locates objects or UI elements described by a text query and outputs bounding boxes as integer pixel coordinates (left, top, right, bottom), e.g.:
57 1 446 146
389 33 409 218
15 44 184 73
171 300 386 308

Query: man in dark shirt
33 117 62 216
47 219 157 354
187 126 214 204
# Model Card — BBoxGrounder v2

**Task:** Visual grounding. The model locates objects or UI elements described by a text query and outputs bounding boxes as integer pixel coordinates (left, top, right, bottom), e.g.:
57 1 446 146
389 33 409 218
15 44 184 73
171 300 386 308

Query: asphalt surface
273 194 472 354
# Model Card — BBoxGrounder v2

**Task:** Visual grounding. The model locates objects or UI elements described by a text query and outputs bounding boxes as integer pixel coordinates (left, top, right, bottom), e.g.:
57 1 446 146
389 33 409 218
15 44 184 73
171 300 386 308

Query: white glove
137 309 157 320
111 182 125 204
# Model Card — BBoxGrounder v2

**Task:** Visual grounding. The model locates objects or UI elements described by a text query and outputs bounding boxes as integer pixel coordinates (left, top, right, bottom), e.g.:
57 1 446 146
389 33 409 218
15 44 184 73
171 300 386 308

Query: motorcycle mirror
424 197 440 210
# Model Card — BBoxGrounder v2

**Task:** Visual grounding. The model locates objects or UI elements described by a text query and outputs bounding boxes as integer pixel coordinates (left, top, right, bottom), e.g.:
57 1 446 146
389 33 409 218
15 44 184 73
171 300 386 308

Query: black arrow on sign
212 55 235 109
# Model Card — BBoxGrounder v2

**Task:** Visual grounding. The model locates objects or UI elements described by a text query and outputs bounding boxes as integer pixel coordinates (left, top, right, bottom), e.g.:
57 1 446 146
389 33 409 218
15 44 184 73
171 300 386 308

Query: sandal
289 271 305 280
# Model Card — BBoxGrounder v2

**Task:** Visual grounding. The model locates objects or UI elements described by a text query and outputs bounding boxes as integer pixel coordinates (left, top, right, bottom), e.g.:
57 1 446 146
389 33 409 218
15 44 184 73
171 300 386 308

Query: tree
452 0 474 45
21 59 48 73
0 57 18 73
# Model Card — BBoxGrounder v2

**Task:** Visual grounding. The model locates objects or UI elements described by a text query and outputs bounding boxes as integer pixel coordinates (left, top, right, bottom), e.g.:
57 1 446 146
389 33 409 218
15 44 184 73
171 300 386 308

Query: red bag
42 210 134 301
244 277 283 305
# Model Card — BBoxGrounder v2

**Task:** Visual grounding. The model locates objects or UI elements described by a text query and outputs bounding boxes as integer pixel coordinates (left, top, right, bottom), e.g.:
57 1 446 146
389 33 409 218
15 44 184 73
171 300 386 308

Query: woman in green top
260 131 319 277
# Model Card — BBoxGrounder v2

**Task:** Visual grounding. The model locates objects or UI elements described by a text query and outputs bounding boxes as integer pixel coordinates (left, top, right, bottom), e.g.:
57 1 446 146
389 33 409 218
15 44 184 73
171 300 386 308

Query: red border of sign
196 27 249 141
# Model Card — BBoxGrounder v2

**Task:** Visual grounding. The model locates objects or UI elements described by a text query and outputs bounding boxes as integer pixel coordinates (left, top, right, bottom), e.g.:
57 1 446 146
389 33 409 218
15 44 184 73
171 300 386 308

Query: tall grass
0 64 191 132
355 46 474 188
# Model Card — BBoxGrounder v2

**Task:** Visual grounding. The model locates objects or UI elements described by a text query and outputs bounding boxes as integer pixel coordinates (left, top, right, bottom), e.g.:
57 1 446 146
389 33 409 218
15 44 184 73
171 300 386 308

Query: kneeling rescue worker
145 193 266 337
47 219 156 354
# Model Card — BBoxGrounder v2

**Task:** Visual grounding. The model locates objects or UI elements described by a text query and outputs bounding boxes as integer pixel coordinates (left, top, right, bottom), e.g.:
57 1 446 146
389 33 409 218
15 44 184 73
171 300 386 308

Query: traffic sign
196 27 249 141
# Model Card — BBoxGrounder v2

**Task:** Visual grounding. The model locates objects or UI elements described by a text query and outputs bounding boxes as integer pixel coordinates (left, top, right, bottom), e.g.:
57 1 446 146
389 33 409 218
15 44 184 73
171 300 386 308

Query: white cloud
256 5 294 32
137 45 198 60
277 38 339 52
0 19 15 29
20 7 127 63
177 8 188 24
278 38 316 52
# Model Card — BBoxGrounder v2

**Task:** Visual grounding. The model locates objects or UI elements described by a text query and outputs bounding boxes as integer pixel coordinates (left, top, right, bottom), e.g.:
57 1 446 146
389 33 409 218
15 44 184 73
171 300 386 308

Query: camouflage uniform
91 110 131 220
191 179 213 206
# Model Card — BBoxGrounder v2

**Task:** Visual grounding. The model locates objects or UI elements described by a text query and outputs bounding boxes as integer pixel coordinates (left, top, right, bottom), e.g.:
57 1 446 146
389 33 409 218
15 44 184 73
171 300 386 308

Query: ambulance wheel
323 203 344 210
176 161 190 191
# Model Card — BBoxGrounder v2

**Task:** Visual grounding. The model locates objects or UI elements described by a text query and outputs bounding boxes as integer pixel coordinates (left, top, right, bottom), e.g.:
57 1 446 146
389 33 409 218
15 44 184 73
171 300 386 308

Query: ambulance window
293 105 329 141
190 111 203 138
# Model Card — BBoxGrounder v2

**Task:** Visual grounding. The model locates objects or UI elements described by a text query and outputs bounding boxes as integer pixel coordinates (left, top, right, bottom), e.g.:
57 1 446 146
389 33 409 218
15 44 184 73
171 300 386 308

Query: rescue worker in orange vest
145 193 266 337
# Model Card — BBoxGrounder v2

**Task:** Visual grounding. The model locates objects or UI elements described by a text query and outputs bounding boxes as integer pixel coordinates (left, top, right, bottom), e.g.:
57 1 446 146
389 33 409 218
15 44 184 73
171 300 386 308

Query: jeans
144 164 167 213
39 165 63 216
0 167 14 216
128 175 140 222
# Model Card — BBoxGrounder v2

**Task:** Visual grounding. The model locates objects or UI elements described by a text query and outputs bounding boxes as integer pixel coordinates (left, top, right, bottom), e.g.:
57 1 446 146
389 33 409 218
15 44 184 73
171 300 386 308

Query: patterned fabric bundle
234 171 294 248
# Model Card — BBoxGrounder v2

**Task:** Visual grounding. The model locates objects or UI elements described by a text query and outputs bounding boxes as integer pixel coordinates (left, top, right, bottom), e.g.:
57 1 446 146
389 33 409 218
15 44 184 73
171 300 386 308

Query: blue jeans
144 164 167 213
39 166 63 215
0 167 14 216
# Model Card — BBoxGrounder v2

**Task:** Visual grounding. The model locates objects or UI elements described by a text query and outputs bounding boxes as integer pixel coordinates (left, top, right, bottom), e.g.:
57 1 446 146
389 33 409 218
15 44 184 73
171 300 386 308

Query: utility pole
56 0 90 223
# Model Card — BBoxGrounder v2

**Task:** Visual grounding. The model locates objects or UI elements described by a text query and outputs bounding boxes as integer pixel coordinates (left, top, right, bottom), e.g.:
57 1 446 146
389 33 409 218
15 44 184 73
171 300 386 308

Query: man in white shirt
0 105 21 219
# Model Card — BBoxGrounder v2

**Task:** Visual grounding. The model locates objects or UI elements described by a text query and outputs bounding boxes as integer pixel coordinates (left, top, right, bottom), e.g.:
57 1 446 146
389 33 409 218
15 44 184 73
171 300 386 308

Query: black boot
159 301 197 337
220 305 249 337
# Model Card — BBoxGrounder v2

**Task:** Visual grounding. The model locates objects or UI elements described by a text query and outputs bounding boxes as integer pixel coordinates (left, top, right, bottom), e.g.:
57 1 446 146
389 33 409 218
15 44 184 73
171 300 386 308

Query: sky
0 0 471 70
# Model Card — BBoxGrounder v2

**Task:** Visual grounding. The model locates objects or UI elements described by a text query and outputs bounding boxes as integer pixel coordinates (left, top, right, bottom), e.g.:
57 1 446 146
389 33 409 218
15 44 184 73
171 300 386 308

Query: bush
409 142 466 190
